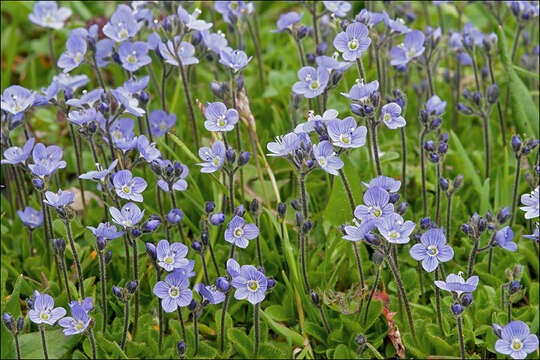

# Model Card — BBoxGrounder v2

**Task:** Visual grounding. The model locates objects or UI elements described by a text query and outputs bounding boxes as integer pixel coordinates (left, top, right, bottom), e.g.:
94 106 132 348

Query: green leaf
19 329 81 359
259 343 287 358
265 304 292 322
450 132 482 194
333 344 355 359
497 25 538 136
228 328 253 358
480 178 491 215
94 332 128 359
362 299 383 331
260 309 304 346
4 274 23 317
513 64 540 80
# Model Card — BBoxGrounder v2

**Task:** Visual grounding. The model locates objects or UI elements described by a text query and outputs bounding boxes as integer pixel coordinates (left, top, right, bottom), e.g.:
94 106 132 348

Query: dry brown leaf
373 281 406 358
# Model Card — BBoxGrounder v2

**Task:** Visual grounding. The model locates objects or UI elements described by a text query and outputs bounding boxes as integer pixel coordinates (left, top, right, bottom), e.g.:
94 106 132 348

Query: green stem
457 315 465 360
40 326 48 360
363 264 381 324
509 155 522 227
435 268 444 335
121 300 130 350
88 328 97 360
254 303 260 357
65 220 85 298
400 127 407 201
98 250 107 333
179 64 199 148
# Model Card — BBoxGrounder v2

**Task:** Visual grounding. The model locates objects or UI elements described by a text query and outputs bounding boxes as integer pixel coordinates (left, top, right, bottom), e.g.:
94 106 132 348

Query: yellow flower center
340 134 351 144
511 338 523 350
160 122 167 130
234 227 244 237
310 81 320 90
74 52 83 63
384 113 391 122
217 115 227 127
165 256 173 264
427 245 438 256
318 157 327 166
348 39 359 50
372 207 382 217
407 47 416 58
122 186 131 194
126 54 137 63
119 28 128 39
389 231 399 239
247 280 259 291
169 287 179 298
75 321 84 330
212 156 221 166
40 311 49 320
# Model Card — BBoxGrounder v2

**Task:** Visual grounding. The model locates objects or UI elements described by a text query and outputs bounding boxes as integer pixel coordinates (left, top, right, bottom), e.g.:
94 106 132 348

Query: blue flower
272 12 303 32
195 283 225 305
323 1 352 17
520 186 539 219
1 137 34 165
109 202 145 228
66 89 104 108
224 215 259 248
219 48 252 72
409 228 454 272
137 135 161 162
382 11 410 34
177 6 213 31
113 169 147 202
341 80 378 101
1 85 35 115
44 189 74 209
292 66 329 98
313 141 343 175
52 73 89 94
390 30 425 66
153 271 193 312
197 140 226 173
294 109 339 133
342 219 376 242
315 55 352 72
58 304 90 336
111 86 145 117
157 165 189 192
29 1 72 29
17 206 44 229
103 4 142 42
68 297 93 313
58 31 87 73
159 37 199 66
118 41 151 72
214 1 253 24
494 321 539 359
522 223 539 243
67 107 96 127
201 30 229 54
172 260 196 279
156 239 189 272
149 110 177 137
28 290 66 326
377 213 416 244
267 132 300 157
354 186 394 223
229 259 268 305
363 176 401 193
434 272 479 295
96 38 115 67
204 102 239 132
425 95 447 115
79 160 118 181
495 226 517 252
87 222 124 240
327 116 367 148
381 102 406 129
333 22 371 61
167 209 184 224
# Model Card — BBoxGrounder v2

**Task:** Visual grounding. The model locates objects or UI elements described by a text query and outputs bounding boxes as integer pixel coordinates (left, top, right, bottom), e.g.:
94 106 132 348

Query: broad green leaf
228 328 253 358
19 329 81 359
260 309 304 346
450 132 482 194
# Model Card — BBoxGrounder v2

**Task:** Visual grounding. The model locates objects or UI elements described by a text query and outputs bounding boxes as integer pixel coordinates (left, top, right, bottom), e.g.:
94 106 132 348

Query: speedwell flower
29 1 72 29
1 85 35 115
113 169 147 202
333 22 371 61
313 141 344 175
110 202 145 228
87 222 124 240
28 291 66 326
44 189 74 209
434 272 479 295
156 239 189 272
520 186 539 219
224 215 259 248
495 226 517 252
1 137 34 165
103 4 141 42
17 207 44 229
195 283 225 305
494 320 539 359
229 259 268 305
149 110 177 137
58 31 87 73
197 140 226 173
390 30 425 66
327 116 367 148
58 304 90 336
204 102 239 132
354 186 395 223
377 213 416 244
153 271 193 312
219 48 252 72
381 102 406 129
409 228 454 272
118 41 152 72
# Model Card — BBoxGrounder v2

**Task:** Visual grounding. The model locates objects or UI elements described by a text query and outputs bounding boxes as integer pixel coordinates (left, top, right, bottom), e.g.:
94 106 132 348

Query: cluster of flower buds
451 292 473 316
510 1 537 23
461 212 488 239
52 237 66 255
484 206 511 231
151 159 187 186
2 312 24 337
112 281 138 303
511 135 539 158
141 214 161 233
350 86 380 118
440 174 464 197
424 132 449 164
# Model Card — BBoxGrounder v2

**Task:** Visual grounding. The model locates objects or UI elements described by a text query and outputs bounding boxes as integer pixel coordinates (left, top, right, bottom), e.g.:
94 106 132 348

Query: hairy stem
40 326 49 360
420 128 428 216
254 303 260 357
65 220 85 298
98 250 107 333
400 127 407 201
179 64 199 149
457 315 465 360
121 300 130 350
364 264 381 324
510 155 522 227
435 268 444 335
88 329 97 360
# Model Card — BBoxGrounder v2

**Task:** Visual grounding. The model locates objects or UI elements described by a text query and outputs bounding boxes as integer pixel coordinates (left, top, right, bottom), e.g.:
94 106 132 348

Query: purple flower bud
438 142 448 154
356 334 366 346
429 153 439 163
32 178 45 191
216 277 230 291
413 233 421 242
201 231 209 245
146 242 157 261
16 318 23 332
205 201 215 213
457 103 474 115
460 293 473 307
485 210 495 223
131 227 142 238
140 91 149 104
420 218 431 229
478 218 487 233
488 83 499 104
473 92 482 106
509 280 520 294
99 102 108 113
451 303 464 315
429 117 442 130
497 207 511 224
306 53 316 65
210 81 225 99
316 41 327 56
291 200 300 211
440 178 449 191
234 205 245 217
3 313 14 331
112 286 124 299
278 202 287 218
424 140 435 152
350 103 363 116
389 193 400 204
439 133 449 143
303 220 312 233
142 218 160 233
297 25 308 39
364 233 379 245
226 148 236 164
492 323 503 338
105 250 113 264
295 211 303 227
126 280 138 294
420 109 428 123
26 298 34 310
306 159 314 168
112 51 121 64
310 291 320 306
267 278 276 288
192 30 202 46
396 201 408 215
191 241 202 252
250 199 259 214
461 223 470 235
97 237 107 251
210 213 225 226
188 299 197 311
150 160 162 175
238 152 250 166
177 341 186 356
167 208 184 224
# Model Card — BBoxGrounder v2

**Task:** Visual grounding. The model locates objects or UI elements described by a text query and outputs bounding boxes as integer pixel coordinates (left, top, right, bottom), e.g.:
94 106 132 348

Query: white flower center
217 115 227 127
165 256 173 264
247 280 259 291
126 54 137 63
212 156 221 166
119 28 128 39
74 52 83 64
384 113 391 122
169 286 179 298
427 245 438 256
310 80 320 90
318 156 327 166
340 134 351 144
511 338 523 350
389 231 399 239
348 38 359 50
122 185 131 194
234 227 244 237
40 311 50 320
407 47 416 58
75 321 85 330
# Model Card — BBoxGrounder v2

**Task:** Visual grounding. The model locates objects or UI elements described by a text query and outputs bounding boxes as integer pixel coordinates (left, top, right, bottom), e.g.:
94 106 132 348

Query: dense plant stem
65 220 85 298
501 284 506 312
318 306 330 333
467 235 479 278
299 173 311 292
507 297 512 322
69 124 86 220
98 250 107 333
509 155 522 227
14 333 20 360
435 268 444 335
179 64 199 149
355 58 366 81
255 217 263 268
386 253 417 342
129 233 139 338
220 293 230 353
445 194 452 243
40 326 49 360
420 128 428 216
364 264 381 323
457 315 465 360
177 308 186 341
436 162 442 224
121 300 130 350
254 303 260 357
88 329 97 359
400 127 407 200
370 121 382 176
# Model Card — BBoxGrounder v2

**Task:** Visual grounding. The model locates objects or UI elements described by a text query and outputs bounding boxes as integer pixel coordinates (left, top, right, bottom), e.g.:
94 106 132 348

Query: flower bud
497 207 511 224
453 175 464 190
438 142 448 154
201 231 209 245
429 153 439 163
26 298 34 310
238 152 250 166
3 312 14 331
105 250 113 264
250 199 259 214
373 252 384 265
142 218 160 233
451 303 464 315
364 233 379 245
460 293 473 307
291 200 300 211
355 334 366 346
278 202 287 218
473 92 482 106
420 109 428 123
389 193 400 204
210 212 225 226
303 220 312 233
188 299 197 311
216 277 230 291
424 140 435 152
492 323 503 338
488 83 499 104
429 117 442 130
478 218 487 233
396 201 407 215
457 103 474 115
440 178 449 191
191 241 202 252
316 41 327 56
509 280 520 295
306 53 316 65
177 341 186 357
420 217 431 229
32 178 45 191
167 209 183 224
126 281 138 294
191 30 202 46
97 237 107 251
296 211 304 227
297 25 308 39
350 103 364 116
439 133 449 143
205 201 215 213
16 317 23 332
140 91 149 105
234 205 245 217
112 286 124 300
146 242 157 261
310 291 320 306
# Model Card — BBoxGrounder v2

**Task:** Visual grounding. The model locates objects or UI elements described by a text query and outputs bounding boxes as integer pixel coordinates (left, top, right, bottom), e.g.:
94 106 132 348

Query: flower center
118 28 128 39
75 321 85 330
372 206 382 217
123 219 132 227
310 80 320 90
427 245 438 256
217 115 227 127
40 311 50 320
389 231 399 239
247 280 259 291
160 121 168 130
348 38 359 50
318 156 327 166
407 47 416 58
165 256 173 264
112 130 122 139
126 54 137 63
340 134 351 144
384 113 391 122
511 338 523 350
74 52 83 64
234 227 244 237
169 286 179 298
229 1 239 10
122 185 131 194
212 156 221 166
